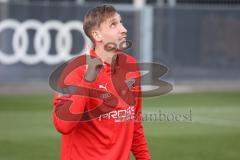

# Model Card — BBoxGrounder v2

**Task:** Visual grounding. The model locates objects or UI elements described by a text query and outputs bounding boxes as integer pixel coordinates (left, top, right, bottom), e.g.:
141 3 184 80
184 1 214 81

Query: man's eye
110 22 116 27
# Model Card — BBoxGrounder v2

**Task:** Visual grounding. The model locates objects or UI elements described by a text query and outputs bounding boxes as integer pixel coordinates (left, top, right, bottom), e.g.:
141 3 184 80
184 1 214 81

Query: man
52 4 151 160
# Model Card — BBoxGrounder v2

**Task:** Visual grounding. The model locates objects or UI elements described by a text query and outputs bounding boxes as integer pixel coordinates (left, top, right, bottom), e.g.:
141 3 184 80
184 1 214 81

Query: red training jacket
52 49 151 160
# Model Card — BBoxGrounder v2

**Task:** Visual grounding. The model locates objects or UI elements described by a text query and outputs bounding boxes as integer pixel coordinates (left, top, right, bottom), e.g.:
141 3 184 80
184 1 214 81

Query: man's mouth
120 36 127 41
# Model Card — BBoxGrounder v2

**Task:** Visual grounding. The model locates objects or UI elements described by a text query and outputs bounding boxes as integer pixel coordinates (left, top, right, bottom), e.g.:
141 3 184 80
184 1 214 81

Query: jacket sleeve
131 96 151 160
131 74 151 159
52 94 87 135
52 67 89 135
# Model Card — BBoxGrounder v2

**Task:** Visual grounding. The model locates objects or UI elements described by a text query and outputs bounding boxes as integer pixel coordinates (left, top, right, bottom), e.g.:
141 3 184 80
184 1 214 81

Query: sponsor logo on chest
98 106 135 122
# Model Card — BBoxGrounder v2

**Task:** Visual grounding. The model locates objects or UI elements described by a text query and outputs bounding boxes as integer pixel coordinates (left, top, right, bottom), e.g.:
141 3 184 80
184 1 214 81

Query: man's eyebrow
108 16 122 23
109 18 117 23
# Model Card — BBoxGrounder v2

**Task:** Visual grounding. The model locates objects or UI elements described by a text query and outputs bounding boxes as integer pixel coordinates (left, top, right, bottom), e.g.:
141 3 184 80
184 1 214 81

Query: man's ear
92 30 102 42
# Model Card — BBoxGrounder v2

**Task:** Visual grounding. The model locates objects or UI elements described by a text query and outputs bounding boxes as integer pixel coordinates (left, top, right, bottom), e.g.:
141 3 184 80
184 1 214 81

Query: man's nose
119 23 127 34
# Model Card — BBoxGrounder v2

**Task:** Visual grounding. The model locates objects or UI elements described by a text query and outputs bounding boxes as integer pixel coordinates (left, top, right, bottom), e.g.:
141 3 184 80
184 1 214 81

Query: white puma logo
99 83 108 91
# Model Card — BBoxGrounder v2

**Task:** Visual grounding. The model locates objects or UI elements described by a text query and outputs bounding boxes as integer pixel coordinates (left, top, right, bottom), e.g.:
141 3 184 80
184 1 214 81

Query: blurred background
0 0 240 160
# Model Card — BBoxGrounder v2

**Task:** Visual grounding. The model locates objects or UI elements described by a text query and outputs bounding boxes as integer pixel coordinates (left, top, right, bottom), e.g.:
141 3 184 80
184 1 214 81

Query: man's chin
118 40 129 50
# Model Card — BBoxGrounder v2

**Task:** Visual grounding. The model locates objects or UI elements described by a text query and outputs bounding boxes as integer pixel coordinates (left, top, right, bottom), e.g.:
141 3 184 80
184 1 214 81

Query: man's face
95 13 127 50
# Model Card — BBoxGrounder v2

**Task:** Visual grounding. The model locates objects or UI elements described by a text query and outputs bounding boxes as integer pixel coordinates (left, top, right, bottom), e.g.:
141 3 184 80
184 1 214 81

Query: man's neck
94 45 116 64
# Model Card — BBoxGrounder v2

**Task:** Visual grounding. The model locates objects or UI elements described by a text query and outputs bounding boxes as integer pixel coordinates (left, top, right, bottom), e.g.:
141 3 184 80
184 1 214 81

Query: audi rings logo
0 19 92 65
